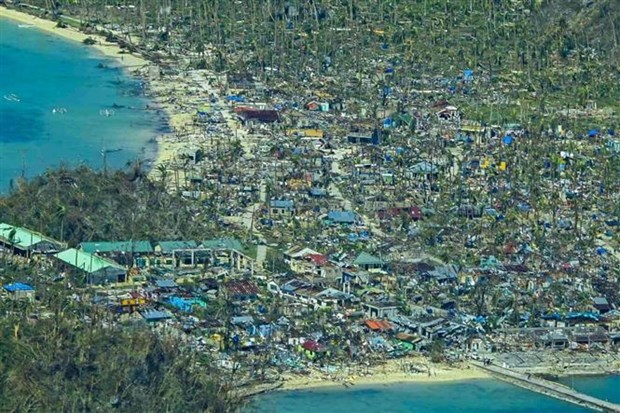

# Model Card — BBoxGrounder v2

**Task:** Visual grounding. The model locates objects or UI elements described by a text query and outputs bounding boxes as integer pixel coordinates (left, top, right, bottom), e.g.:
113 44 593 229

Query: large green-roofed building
0 223 63 255
79 241 154 254
55 248 127 285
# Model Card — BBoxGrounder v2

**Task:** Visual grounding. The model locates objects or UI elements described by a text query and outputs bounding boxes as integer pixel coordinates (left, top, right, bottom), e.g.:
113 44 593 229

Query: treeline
17 0 620 108
0 166 218 246
0 287 243 412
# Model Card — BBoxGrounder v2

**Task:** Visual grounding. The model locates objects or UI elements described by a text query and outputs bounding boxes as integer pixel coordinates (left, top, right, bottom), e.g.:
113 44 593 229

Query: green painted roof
0 223 61 249
156 240 198 252
79 241 153 254
353 252 384 266
55 248 125 274
201 238 245 252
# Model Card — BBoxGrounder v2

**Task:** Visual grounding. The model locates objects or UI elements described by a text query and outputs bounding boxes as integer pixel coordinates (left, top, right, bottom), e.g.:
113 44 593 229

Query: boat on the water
99 109 115 117
18 24 35 29
3 93 20 102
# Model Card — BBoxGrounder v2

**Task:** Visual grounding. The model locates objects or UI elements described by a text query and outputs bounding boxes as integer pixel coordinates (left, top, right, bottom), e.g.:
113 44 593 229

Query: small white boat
99 109 115 117
18 24 35 29
3 94 20 102
52 107 68 114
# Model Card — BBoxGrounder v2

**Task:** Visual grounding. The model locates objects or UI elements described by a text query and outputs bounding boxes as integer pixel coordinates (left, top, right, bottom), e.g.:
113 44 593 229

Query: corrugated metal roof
0 223 61 250
354 252 384 266
327 211 357 223
156 240 198 252
142 309 172 321
55 248 125 274
79 241 153 254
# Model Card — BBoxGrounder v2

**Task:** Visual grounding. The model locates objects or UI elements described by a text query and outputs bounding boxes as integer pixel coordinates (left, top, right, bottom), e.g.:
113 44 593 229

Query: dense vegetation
22 0 620 120
0 287 242 412
0 166 221 246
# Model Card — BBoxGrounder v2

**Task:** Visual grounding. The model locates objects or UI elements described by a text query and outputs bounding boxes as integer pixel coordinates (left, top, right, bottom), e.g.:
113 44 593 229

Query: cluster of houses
2 55 619 378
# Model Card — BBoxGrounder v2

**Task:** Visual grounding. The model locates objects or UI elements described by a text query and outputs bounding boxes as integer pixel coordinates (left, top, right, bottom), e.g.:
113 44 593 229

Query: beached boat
18 24 35 29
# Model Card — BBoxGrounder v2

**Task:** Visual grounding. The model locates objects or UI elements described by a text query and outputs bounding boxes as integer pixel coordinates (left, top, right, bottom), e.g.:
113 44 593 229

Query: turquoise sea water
558 375 620 404
0 18 165 192
250 377 620 413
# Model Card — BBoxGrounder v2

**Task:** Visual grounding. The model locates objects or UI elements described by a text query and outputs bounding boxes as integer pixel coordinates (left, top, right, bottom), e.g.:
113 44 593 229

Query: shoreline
0 7 147 68
0 6 174 173
270 358 493 393
248 358 620 395
1 5 246 182
279 368 490 392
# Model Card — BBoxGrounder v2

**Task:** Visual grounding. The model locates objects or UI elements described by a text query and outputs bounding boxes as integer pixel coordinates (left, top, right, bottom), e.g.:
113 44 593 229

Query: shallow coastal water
0 18 164 192
249 379 592 413
557 374 620 404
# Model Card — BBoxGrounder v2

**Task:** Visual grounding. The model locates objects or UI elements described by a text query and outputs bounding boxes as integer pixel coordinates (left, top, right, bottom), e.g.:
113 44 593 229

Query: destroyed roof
79 241 153 254
224 280 259 296
306 254 328 266
365 319 394 331
156 240 198 252
141 309 172 322
410 161 438 174
0 223 62 250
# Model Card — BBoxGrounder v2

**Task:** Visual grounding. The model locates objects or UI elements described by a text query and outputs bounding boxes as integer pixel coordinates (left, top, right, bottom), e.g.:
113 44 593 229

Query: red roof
302 340 326 352
224 280 259 296
365 319 393 331
307 254 328 266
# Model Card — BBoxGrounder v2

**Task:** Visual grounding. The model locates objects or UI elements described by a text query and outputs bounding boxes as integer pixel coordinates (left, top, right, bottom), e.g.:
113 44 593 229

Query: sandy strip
279 360 490 391
1 6 238 179
0 6 147 68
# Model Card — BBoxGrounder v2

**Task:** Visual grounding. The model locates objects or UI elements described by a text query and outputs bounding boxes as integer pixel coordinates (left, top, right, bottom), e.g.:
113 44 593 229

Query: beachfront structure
0 223 64 256
55 248 127 285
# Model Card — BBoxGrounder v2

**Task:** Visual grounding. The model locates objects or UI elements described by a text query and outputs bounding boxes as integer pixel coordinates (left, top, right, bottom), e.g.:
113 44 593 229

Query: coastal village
2 59 620 390
1 1 620 410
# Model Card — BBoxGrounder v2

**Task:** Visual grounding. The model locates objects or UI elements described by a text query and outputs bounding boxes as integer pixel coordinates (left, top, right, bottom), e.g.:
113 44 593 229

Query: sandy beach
0 7 147 68
0 5 203 175
279 358 490 391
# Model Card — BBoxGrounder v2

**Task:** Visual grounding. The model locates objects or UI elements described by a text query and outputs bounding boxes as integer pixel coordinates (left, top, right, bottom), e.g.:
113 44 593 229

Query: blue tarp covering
588 129 598 137
3 282 34 292
169 296 206 312
502 135 513 145
226 95 245 102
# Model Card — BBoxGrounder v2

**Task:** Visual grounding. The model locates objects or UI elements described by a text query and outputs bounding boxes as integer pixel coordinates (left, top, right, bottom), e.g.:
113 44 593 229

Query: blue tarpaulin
3 282 34 292
502 135 514 145
226 95 245 103
588 129 598 137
